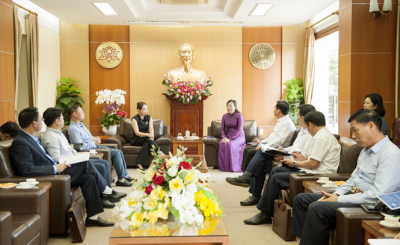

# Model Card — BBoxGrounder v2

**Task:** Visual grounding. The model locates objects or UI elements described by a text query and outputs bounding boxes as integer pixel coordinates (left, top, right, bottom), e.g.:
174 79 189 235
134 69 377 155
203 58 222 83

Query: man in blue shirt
292 109 400 245
66 105 134 187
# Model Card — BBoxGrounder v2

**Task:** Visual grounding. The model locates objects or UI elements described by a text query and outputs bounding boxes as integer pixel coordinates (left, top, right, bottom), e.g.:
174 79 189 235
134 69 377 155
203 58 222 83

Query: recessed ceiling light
93 2 118 16
249 3 274 17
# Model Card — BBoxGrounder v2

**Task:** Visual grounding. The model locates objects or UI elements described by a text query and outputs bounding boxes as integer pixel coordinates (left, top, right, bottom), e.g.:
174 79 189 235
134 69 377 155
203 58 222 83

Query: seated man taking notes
292 109 400 245
41 107 126 208
10 107 116 227
243 110 341 225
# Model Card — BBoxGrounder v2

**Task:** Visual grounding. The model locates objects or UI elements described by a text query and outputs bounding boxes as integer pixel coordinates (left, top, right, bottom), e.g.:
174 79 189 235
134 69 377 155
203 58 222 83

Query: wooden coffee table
362 220 398 244
109 217 228 245
172 137 203 155
302 181 338 194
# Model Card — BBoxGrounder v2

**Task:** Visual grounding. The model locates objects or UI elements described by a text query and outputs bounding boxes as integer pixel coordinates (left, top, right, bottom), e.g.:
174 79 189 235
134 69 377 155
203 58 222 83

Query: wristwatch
293 161 297 168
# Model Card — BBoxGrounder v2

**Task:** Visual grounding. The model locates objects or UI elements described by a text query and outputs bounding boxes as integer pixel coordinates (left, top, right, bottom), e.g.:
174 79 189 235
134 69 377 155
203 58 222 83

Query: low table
172 137 203 155
302 181 338 193
362 220 399 244
109 217 228 245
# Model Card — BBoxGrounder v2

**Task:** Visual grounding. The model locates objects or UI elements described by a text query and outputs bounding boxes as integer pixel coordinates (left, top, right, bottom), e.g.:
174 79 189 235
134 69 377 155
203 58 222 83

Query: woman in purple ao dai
218 100 246 172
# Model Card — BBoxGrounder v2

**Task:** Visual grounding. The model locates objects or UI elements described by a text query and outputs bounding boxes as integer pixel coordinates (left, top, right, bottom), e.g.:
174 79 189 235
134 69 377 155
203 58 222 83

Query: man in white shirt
226 100 296 187
244 111 340 225
292 109 400 245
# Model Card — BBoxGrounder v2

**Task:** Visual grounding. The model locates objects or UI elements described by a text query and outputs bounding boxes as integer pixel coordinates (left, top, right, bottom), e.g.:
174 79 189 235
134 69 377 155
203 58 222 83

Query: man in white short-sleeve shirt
243 111 340 225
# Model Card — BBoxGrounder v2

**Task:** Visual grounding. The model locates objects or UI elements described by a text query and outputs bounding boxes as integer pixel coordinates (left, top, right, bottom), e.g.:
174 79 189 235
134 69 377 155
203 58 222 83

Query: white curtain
304 28 316 104
25 13 39 107
14 6 22 117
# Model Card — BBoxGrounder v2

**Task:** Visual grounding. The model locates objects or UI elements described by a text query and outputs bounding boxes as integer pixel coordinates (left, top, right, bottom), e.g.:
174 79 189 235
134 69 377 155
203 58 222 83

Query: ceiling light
249 3 273 17
93 3 118 16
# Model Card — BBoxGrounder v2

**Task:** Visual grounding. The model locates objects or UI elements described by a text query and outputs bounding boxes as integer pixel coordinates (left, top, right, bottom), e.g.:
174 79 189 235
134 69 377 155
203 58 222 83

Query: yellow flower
145 169 156 182
164 196 171 207
169 177 184 192
150 188 160 201
128 198 136 207
184 170 196 183
157 203 169 219
204 209 211 217
146 211 158 225
144 197 158 210
130 212 144 227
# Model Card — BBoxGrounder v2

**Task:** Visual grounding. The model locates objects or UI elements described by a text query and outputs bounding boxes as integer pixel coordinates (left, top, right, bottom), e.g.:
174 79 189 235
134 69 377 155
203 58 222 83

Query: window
312 31 338 134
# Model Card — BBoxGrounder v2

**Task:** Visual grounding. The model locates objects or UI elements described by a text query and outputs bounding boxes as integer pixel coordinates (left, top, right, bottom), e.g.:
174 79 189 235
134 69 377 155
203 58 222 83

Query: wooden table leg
364 230 375 245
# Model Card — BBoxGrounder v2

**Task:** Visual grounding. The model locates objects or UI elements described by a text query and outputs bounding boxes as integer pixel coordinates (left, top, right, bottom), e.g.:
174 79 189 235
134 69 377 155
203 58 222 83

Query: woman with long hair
364 93 388 135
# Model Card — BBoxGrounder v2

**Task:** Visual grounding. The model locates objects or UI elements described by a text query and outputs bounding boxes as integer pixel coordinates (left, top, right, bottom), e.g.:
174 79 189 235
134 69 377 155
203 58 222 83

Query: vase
102 125 117 136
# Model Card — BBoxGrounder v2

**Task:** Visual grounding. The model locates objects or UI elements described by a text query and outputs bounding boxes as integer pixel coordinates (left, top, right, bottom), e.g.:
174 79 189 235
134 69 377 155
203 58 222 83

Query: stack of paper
59 153 90 165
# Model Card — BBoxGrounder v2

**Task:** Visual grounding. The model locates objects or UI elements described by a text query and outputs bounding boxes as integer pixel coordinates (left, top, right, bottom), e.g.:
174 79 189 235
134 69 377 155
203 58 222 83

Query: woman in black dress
130 102 161 169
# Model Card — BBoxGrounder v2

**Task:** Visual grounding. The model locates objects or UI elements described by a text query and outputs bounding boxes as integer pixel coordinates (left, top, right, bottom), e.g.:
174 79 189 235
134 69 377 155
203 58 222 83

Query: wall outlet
260 129 264 135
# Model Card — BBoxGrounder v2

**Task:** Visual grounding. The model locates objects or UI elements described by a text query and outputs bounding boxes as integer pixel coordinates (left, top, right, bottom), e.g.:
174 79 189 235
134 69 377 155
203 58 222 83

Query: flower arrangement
112 146 223 230
162 75 213 104
95 89 127 129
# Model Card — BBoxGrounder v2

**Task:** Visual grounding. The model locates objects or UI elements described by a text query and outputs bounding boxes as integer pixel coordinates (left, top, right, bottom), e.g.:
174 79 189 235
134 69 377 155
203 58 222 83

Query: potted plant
95 89 127 135
55 77 85 126
285 78 304 125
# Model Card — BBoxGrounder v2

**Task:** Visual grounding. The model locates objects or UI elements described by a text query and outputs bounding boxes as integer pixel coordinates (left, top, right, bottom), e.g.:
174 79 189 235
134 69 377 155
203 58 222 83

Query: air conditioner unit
157 0 209 5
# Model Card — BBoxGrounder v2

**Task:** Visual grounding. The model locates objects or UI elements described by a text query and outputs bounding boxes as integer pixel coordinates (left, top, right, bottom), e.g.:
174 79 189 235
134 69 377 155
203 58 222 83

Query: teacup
19 182 31 188
89 149 96 154
319 177 329 181
384 216 399 225
324 181 336 187
26 178 36 184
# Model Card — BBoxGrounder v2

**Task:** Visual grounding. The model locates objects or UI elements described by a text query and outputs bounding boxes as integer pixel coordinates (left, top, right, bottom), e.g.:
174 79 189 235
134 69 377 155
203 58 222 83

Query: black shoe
85 217 114 227
226 177 250 187
240 195 260 206
112 190 127 198
124 176 136 182
244 212 272 225
102 200 115 209
116 179 133 187
101 193 122 203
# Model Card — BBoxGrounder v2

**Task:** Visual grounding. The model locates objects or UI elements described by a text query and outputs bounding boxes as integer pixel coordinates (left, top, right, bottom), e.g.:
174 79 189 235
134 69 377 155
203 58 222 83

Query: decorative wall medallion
95 41 123 69
249 43 275 69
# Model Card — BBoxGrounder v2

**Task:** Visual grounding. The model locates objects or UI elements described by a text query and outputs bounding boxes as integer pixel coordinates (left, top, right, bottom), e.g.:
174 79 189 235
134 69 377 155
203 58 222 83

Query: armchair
0 139 85 236
0 211 42 245
105 119 173 167
203 120 259 168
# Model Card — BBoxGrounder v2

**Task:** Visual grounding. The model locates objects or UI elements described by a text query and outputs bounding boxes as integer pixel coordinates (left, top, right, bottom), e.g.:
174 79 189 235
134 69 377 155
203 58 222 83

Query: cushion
211 121 222 139
338 137 363 174
243 120 257 142
152 119 164 139
120 119 134 142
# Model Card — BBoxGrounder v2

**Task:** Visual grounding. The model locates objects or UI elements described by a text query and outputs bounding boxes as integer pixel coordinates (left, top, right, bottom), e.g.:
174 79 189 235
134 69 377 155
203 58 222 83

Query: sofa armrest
93 148 112 165
104 136 125 149
156 135 173 146
289 173 351 203
99 143 118 149
0 211 12 245
163 126 169 136
336 208 383 245
203 138 219 148
248 136 259 142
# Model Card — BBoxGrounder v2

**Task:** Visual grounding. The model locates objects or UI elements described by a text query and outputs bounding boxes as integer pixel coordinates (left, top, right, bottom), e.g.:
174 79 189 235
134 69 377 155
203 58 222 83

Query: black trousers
89 159 111 187
292 193 358 245
247 150 275 197
61 161 107 217
131 137 159 167
241 147 258 172
255 165 301 214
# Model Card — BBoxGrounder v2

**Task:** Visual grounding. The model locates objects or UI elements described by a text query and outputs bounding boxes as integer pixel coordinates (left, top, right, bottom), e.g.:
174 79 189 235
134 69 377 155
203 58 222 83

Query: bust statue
167 43 208 84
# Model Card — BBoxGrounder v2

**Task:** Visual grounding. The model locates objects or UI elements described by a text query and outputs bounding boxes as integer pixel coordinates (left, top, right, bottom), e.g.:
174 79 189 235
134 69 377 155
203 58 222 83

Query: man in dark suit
10 107 114 227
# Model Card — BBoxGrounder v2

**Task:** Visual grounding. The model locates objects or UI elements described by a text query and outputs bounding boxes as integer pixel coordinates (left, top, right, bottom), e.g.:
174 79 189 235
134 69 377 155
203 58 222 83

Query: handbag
272 190 296 241
67 202 86 243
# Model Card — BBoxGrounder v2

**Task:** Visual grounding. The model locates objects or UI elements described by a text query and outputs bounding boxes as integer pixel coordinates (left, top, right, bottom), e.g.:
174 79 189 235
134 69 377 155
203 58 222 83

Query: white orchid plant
95 89 127 129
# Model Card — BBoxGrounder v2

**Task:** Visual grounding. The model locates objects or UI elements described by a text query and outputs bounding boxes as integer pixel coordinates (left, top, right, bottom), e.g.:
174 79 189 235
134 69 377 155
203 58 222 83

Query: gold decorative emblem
249 43 275 69
95 41 123 69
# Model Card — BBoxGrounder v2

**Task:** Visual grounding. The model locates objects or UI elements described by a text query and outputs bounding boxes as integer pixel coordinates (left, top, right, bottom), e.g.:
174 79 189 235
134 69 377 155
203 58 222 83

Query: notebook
377 191 400 210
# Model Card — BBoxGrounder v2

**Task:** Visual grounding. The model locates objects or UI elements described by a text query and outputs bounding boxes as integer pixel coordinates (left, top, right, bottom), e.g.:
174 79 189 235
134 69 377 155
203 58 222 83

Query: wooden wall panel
0 0 15 123
242 27 282 138
89 25 130 135
60 22 90 126
338 0 398 137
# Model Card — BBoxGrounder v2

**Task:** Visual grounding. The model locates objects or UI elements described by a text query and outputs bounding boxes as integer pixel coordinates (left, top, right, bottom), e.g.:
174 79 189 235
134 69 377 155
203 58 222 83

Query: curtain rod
307 10 339 29
13 3 38 16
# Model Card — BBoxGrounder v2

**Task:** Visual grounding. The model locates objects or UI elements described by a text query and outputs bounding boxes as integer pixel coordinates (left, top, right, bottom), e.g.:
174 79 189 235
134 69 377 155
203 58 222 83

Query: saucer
317 180 329 184
16 185 34 189
322 184 337 187
27 181 39 186
176 137 185 140
89 151 98 154
0 183 17 189
379 220 400 229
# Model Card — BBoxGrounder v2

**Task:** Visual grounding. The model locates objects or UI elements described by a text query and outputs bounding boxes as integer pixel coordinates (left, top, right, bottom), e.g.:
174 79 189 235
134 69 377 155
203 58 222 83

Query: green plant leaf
60 97 72 105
